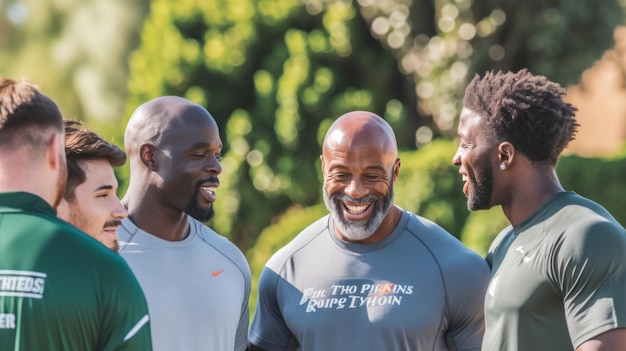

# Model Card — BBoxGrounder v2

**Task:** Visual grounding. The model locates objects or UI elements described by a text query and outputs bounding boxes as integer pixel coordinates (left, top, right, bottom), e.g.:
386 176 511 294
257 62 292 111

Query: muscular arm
576 329 626 351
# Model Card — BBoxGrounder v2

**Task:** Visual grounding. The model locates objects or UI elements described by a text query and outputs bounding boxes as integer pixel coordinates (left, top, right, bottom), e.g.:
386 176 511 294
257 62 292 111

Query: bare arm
576 329 626 351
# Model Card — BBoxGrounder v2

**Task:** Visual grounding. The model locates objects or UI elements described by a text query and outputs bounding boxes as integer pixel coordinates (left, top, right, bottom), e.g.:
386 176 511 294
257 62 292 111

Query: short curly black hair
462 69 579 166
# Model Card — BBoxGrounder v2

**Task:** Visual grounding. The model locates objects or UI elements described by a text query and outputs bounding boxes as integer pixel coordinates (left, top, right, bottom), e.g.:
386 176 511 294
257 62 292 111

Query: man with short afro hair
462 69 578 165
453 69 626 351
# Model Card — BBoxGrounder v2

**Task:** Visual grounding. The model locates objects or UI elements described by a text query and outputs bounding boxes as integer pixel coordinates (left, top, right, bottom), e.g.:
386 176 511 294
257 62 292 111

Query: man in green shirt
452 69 626 351
0 77 152 350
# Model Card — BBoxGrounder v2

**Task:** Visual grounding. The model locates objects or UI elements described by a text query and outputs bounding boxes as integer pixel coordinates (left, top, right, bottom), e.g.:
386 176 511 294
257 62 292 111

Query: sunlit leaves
126 0 413 249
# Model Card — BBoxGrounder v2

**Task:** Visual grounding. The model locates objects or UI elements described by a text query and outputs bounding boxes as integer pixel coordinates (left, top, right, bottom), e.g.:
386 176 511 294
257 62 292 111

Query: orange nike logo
212 269 224 277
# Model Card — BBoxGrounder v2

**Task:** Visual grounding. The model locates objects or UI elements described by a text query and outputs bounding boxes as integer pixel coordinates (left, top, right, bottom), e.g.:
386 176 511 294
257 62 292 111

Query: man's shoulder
10 217 142 291
190 217 251 276
555 193 623 225
404 212 466 249
191 217 240 249
264 215 331 270
403 211 489 271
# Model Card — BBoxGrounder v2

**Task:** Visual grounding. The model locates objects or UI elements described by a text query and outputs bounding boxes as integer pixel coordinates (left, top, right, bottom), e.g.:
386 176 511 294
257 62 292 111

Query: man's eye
333 173 349 180
364 175 381 181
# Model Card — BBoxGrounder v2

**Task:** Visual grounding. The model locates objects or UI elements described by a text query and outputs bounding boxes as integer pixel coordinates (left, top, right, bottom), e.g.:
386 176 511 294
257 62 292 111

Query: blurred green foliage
120 0 626 252
469 0 626 87
359 0 626 136
122 0 626 253
0 0 149 133
122 0 419 250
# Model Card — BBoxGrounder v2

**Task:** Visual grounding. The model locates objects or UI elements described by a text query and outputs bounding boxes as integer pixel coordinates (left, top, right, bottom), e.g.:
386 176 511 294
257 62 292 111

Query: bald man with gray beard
249 111 490 351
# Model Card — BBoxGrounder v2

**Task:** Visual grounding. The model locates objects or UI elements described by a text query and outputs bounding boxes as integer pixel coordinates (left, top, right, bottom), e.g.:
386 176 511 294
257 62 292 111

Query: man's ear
392 158 401 183
139 144 157 171
47 133 64 171
497 142 515 168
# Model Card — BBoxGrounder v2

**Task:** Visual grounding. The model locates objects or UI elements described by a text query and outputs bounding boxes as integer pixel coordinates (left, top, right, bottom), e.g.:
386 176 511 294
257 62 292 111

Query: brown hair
63 120 127 201
0 77 63 153
462 69 579 166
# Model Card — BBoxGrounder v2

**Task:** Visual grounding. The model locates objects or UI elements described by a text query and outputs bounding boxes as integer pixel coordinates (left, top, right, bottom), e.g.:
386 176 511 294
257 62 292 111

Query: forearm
576 328 626 351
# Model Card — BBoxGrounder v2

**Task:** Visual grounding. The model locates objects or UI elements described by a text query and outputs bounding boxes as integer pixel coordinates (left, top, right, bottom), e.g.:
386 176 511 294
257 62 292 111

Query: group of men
0 68 624 351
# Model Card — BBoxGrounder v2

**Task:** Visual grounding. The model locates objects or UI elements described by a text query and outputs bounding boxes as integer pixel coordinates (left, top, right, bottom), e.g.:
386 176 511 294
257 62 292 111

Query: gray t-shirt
119 216 251 351
249 209 490 351
484 192 626 350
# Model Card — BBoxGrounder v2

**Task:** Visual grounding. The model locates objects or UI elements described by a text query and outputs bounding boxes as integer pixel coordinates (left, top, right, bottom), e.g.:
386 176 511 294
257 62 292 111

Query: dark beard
468 163 493 211
323 179 394 241
185 181 216 222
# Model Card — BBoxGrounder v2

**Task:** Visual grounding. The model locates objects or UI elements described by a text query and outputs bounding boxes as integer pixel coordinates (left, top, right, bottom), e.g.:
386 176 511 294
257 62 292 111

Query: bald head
124 96 218 158
321 111 400 243
322 111 398 166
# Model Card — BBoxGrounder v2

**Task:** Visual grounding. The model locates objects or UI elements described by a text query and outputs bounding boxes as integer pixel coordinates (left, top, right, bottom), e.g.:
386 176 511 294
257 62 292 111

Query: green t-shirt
0 192 152 350
483 191 626 350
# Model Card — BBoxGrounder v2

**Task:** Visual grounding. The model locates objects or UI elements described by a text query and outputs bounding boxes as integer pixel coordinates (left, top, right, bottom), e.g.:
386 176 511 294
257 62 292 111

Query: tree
124 0 626 250
124 0 418 249
356 0 626 137
0 0 149 136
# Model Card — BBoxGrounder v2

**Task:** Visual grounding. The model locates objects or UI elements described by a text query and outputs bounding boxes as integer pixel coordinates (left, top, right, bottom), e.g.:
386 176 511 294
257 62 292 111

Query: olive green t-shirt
0 192 152 350
484 192 626 350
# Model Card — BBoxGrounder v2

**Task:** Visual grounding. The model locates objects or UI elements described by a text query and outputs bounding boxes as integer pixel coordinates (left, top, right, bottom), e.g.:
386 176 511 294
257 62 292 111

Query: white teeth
462 175 468 182
201 187 216 195
346 204 368 213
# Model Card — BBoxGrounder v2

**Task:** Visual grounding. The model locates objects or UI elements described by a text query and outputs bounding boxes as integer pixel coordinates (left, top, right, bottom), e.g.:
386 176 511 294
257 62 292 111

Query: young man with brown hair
57 120 128 252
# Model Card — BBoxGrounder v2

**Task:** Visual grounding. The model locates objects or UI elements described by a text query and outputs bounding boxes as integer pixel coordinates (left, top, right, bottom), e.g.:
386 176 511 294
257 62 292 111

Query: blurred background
3 0 626 312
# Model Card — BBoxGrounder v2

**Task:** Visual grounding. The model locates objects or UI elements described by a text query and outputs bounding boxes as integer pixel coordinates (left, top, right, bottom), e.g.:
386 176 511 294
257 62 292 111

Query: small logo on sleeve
0 270 46 299
211 269 224 277
515 246 534 263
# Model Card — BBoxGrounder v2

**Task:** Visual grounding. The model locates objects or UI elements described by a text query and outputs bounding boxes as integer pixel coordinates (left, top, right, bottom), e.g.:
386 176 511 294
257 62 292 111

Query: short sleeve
553 221 626 348
249 267 299 351
445 251 491 351
100 260 152 351
235 257 252 351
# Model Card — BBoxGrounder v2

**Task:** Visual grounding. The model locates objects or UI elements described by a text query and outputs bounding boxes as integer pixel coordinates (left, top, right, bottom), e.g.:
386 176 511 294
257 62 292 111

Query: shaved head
124 96 217 158
322 111 398 168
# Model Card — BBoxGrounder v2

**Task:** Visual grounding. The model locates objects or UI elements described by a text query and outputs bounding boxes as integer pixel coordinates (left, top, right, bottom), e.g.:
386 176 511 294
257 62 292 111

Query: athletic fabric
119 216 251 351
249 209 490 351
483 191 626 350
0 192 151 350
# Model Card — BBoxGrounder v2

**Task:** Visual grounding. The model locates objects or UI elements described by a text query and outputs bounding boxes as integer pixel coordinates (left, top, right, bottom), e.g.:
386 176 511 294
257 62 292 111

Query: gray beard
323 182 394 241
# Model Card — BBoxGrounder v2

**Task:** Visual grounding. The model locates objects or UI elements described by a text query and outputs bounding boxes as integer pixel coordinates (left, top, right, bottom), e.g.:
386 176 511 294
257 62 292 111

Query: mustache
196 176 220 188
331 193 379 204
103 219 122 228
